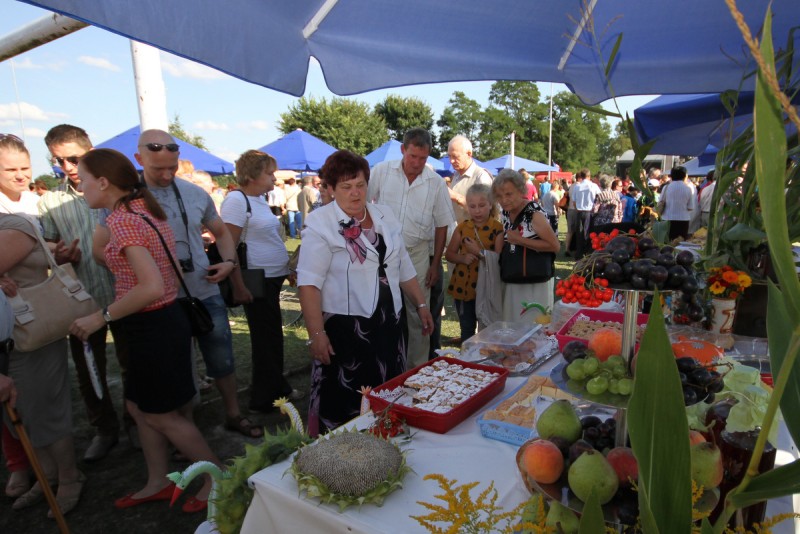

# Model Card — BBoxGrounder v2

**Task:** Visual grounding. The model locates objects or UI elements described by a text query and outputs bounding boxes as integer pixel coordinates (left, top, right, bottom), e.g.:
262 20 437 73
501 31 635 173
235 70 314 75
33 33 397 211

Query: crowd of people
0 123 713 520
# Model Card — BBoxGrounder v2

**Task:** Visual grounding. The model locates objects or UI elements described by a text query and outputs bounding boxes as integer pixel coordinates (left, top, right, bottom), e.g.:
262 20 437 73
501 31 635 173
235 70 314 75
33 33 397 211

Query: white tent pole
0 13 87 62
510 131 515 170
130 41 169 131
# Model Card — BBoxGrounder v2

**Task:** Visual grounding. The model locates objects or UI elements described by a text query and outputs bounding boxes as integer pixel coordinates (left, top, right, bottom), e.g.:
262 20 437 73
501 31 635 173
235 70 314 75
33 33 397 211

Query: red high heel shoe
181 495 208 513
114 483 176 509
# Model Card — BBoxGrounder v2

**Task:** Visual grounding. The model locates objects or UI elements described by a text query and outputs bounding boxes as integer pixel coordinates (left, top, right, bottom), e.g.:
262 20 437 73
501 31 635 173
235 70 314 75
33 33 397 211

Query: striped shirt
38 182 115 307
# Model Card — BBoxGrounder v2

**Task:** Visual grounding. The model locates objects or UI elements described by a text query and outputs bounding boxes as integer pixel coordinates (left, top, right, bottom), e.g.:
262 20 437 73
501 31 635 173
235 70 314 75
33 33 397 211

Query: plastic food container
367 357 509 434
555 309 648 353
460 322 542 370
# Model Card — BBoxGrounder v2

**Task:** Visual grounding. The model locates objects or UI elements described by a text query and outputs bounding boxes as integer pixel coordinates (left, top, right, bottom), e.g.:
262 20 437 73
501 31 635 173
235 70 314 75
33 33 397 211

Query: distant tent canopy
257 129 337 171
364 140 443 170
96 125 234 175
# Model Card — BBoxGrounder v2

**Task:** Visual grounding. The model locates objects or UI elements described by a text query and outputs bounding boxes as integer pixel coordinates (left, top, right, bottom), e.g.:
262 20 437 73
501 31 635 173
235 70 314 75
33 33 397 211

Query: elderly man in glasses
94 129 268 438
38 124 129 462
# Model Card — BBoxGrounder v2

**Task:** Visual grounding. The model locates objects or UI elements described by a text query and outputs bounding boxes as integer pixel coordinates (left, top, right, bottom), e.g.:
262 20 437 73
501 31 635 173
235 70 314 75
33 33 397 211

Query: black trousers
243 276 292 409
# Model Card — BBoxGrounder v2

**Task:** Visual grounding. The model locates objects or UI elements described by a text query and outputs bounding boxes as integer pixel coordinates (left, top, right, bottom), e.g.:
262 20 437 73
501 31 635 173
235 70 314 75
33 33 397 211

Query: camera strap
170 180 194 264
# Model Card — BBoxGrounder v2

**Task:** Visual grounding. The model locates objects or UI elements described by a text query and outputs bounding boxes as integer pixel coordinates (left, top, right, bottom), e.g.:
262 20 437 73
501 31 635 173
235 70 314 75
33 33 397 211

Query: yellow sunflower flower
709 281 726 295
738 273 752 288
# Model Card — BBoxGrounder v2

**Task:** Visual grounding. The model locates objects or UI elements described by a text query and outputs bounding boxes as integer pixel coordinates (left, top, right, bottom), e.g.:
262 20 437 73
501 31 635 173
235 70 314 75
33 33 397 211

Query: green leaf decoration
605 33 623 78
767 282 800 446
700 518 715 534
720 222 766 243
627 294 693 534
577 490 606 534
729 460 800 508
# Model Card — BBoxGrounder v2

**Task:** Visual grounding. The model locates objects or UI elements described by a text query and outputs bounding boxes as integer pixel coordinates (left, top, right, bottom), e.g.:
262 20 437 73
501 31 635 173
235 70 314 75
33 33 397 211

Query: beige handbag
8 219 98 352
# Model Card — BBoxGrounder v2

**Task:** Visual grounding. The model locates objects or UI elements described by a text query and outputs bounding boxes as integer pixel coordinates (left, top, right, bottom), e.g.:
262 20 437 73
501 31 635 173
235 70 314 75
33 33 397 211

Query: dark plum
568 439 595 463
630 273 647 289
683 386 699 406
637 236 657 253
632 259 654 277
668 265 688 288
611 249 631 265
621 261 635 279
687 304 705 322
562 340 589 363
581 415 603 429
607 235 637 256
648 265 669 285
676 250 695 268
657 253 676 268
603 262 623 283
676 357 700 373
660 245 675 255
682 276 699 294
643 248 660 261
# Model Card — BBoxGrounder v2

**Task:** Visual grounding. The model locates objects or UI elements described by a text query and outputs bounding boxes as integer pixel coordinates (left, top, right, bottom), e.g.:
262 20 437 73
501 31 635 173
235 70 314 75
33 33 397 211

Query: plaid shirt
105 199 178 311
38 181 115 307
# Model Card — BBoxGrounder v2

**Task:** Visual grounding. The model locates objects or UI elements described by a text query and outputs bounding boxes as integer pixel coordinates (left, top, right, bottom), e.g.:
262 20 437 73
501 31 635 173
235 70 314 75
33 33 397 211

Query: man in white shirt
368 128 455 368
660 166 696 241
447 135 493 224
567 168 599 258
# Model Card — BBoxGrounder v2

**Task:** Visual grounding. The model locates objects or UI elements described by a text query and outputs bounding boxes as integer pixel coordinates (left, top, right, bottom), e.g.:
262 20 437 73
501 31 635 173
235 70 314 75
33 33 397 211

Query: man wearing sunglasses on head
40 124 127 462
94 129 261 438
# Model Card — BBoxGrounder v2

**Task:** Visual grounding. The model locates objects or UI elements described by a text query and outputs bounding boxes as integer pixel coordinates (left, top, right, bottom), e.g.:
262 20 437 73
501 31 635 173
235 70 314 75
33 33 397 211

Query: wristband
416 303 428 310
305 330 326 346
224 258 239 267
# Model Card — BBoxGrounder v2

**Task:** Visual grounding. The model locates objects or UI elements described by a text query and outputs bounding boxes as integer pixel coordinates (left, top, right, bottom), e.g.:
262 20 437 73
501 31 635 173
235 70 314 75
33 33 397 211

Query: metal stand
616 289 641 448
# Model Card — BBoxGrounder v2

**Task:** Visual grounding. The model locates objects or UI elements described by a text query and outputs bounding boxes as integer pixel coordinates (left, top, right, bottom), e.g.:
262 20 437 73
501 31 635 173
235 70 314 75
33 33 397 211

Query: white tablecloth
239 375 799 534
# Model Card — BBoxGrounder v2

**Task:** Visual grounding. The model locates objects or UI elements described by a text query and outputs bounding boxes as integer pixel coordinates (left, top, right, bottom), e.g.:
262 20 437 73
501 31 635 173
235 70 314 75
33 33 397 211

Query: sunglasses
52 156 81 167
140 143 180 152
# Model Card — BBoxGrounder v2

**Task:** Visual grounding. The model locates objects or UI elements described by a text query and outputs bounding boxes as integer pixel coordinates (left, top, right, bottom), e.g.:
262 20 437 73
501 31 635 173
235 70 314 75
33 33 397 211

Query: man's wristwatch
102 307 113 324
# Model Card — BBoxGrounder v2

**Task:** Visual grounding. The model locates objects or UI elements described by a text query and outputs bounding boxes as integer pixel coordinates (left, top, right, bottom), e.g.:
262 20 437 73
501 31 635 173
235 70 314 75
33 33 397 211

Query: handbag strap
136 213 195 299
236 190 252 243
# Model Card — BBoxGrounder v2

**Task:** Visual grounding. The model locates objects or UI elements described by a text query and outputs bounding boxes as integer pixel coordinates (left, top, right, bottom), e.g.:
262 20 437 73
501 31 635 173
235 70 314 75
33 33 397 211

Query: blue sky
0 0 655 178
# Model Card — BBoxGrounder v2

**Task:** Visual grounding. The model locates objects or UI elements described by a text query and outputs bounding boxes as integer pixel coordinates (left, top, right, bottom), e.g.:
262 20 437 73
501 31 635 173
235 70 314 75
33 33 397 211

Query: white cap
648 179 660 187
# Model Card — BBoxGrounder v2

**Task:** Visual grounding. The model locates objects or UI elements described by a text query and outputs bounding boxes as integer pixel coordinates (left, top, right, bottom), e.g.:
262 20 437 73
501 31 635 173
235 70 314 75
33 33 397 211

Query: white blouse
297 202 417 318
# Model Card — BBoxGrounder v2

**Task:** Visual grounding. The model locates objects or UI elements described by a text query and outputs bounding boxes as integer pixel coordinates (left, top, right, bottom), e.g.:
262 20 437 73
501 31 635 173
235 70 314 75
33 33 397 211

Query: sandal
224 415 264 438
5 470 31 498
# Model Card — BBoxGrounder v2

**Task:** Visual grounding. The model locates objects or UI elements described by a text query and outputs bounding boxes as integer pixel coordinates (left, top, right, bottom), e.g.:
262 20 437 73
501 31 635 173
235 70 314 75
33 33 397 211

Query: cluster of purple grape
676 357 725 405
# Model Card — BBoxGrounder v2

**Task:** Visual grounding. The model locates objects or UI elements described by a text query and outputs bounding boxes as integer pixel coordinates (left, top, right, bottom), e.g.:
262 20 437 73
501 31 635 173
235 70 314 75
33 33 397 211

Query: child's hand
462 237 482 256
462 253 479 265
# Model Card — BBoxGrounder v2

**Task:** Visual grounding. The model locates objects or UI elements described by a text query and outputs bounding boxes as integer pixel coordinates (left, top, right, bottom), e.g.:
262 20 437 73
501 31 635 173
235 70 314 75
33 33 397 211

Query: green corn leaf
754 9 800 324
700 518 715 534
720 222 766 242
577 491 606 534
627 294 693 534
729 459 800 508
605 33 623 78
767 282 800 445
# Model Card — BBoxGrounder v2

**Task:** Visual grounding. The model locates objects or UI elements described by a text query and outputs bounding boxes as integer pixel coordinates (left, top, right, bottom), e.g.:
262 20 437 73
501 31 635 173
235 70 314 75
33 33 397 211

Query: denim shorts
195 294 235 378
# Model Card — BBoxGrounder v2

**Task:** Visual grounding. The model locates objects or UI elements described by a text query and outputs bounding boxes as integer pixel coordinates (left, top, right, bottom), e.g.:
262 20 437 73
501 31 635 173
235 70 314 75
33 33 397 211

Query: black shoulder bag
138 214 214 336
209 191 268 307
499 208 556 284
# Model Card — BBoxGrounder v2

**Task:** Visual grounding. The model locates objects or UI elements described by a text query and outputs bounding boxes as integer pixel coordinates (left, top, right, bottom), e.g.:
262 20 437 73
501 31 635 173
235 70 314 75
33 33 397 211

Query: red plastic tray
367 356 509 434
555 309 648 353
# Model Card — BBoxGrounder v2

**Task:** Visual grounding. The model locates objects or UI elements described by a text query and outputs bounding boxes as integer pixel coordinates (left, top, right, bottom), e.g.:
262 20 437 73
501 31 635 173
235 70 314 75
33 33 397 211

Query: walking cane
1 352 70 534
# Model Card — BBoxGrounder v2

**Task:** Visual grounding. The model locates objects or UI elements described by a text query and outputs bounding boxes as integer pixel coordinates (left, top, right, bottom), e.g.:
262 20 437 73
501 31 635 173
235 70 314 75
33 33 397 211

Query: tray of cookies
367 357 509 434
477 375 578 445
554 309 648 353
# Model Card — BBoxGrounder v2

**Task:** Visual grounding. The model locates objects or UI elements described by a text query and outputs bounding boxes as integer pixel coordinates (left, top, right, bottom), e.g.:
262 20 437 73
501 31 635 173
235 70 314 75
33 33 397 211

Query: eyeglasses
0 133 24 144
52 156 81 167
140 143 179 152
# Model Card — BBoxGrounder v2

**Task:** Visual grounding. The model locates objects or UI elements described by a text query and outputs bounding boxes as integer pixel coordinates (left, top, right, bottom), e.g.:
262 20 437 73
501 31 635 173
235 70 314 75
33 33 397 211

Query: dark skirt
114 301 195 414
308 245 407 436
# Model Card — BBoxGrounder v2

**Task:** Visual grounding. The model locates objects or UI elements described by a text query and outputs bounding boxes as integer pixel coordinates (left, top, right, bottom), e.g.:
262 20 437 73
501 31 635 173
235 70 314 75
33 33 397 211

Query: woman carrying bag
220 150 298 413
69 149 220 513
493 169 560 322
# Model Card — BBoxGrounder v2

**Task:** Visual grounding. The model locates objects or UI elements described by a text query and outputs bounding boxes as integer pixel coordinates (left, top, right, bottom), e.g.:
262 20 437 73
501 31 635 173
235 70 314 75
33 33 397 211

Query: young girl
446 184 504 342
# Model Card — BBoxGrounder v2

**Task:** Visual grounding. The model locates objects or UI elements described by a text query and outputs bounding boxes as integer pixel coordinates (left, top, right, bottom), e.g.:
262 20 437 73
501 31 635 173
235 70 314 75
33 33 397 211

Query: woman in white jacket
298 150 433 436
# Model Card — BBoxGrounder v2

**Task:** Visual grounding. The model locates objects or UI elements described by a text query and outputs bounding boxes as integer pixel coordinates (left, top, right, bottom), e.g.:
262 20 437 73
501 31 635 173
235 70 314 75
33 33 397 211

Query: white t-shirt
0 190 40 217
220 191 289 278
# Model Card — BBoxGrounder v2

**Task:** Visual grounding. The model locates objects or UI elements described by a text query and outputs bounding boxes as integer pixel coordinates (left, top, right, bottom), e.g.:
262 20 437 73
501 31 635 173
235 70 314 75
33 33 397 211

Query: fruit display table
235 366 799 534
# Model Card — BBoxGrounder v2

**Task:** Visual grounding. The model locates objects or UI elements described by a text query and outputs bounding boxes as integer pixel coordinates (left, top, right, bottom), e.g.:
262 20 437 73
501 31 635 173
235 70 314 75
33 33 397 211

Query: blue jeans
195 294 236 378
453 299 478 342
287 210 302 238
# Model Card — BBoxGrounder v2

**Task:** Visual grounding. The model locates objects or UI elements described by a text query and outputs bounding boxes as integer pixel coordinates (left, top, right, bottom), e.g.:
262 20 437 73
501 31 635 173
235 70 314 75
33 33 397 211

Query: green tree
279 97 388 155
374 95 434 143
169 114 207 150
549 91 611 173
435 91 483 155
479 81 548 162
606 120 633 165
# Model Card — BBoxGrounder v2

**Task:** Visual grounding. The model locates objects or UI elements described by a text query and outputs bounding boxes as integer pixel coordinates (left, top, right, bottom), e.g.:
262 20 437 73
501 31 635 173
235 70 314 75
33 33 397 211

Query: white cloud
217 149 240 163
78 56 121 72
161 56 225 80
23 127 47 138
234 120 270 131
195 120 230 131
0 102 68 122
11 58 42 70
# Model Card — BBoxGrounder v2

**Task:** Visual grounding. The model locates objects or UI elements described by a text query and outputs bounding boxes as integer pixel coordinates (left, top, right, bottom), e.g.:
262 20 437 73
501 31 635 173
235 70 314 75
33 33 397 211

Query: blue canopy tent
680 156 715 177
634 92 800 156
96 125 234 175
20 1 800 106
364 140 443 170
481 155 558 173
257 129 337 171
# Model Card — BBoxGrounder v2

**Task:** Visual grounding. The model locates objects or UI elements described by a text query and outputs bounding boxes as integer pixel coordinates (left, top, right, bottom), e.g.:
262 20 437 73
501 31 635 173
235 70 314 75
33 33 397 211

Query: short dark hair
672 166 687 181
320 150 370 189
45 124 92 151
577 168 591 180
402 128 432 150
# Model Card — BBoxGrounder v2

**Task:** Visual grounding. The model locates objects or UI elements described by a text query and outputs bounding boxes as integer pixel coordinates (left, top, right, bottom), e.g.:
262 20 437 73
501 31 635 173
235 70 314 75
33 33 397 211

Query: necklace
356 207 368 223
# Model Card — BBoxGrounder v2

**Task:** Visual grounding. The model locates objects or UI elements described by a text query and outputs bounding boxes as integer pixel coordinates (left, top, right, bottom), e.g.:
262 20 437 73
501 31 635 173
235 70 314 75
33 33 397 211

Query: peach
689 430 706 445
520 439 564 484
606 446 638 487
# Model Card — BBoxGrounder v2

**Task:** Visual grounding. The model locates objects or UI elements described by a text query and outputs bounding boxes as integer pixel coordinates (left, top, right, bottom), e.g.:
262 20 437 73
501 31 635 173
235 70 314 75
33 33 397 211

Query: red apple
606 446 638 487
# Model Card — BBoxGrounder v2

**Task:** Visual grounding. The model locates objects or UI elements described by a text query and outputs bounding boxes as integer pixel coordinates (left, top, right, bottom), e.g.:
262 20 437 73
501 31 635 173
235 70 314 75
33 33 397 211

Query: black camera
179 258 195 273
